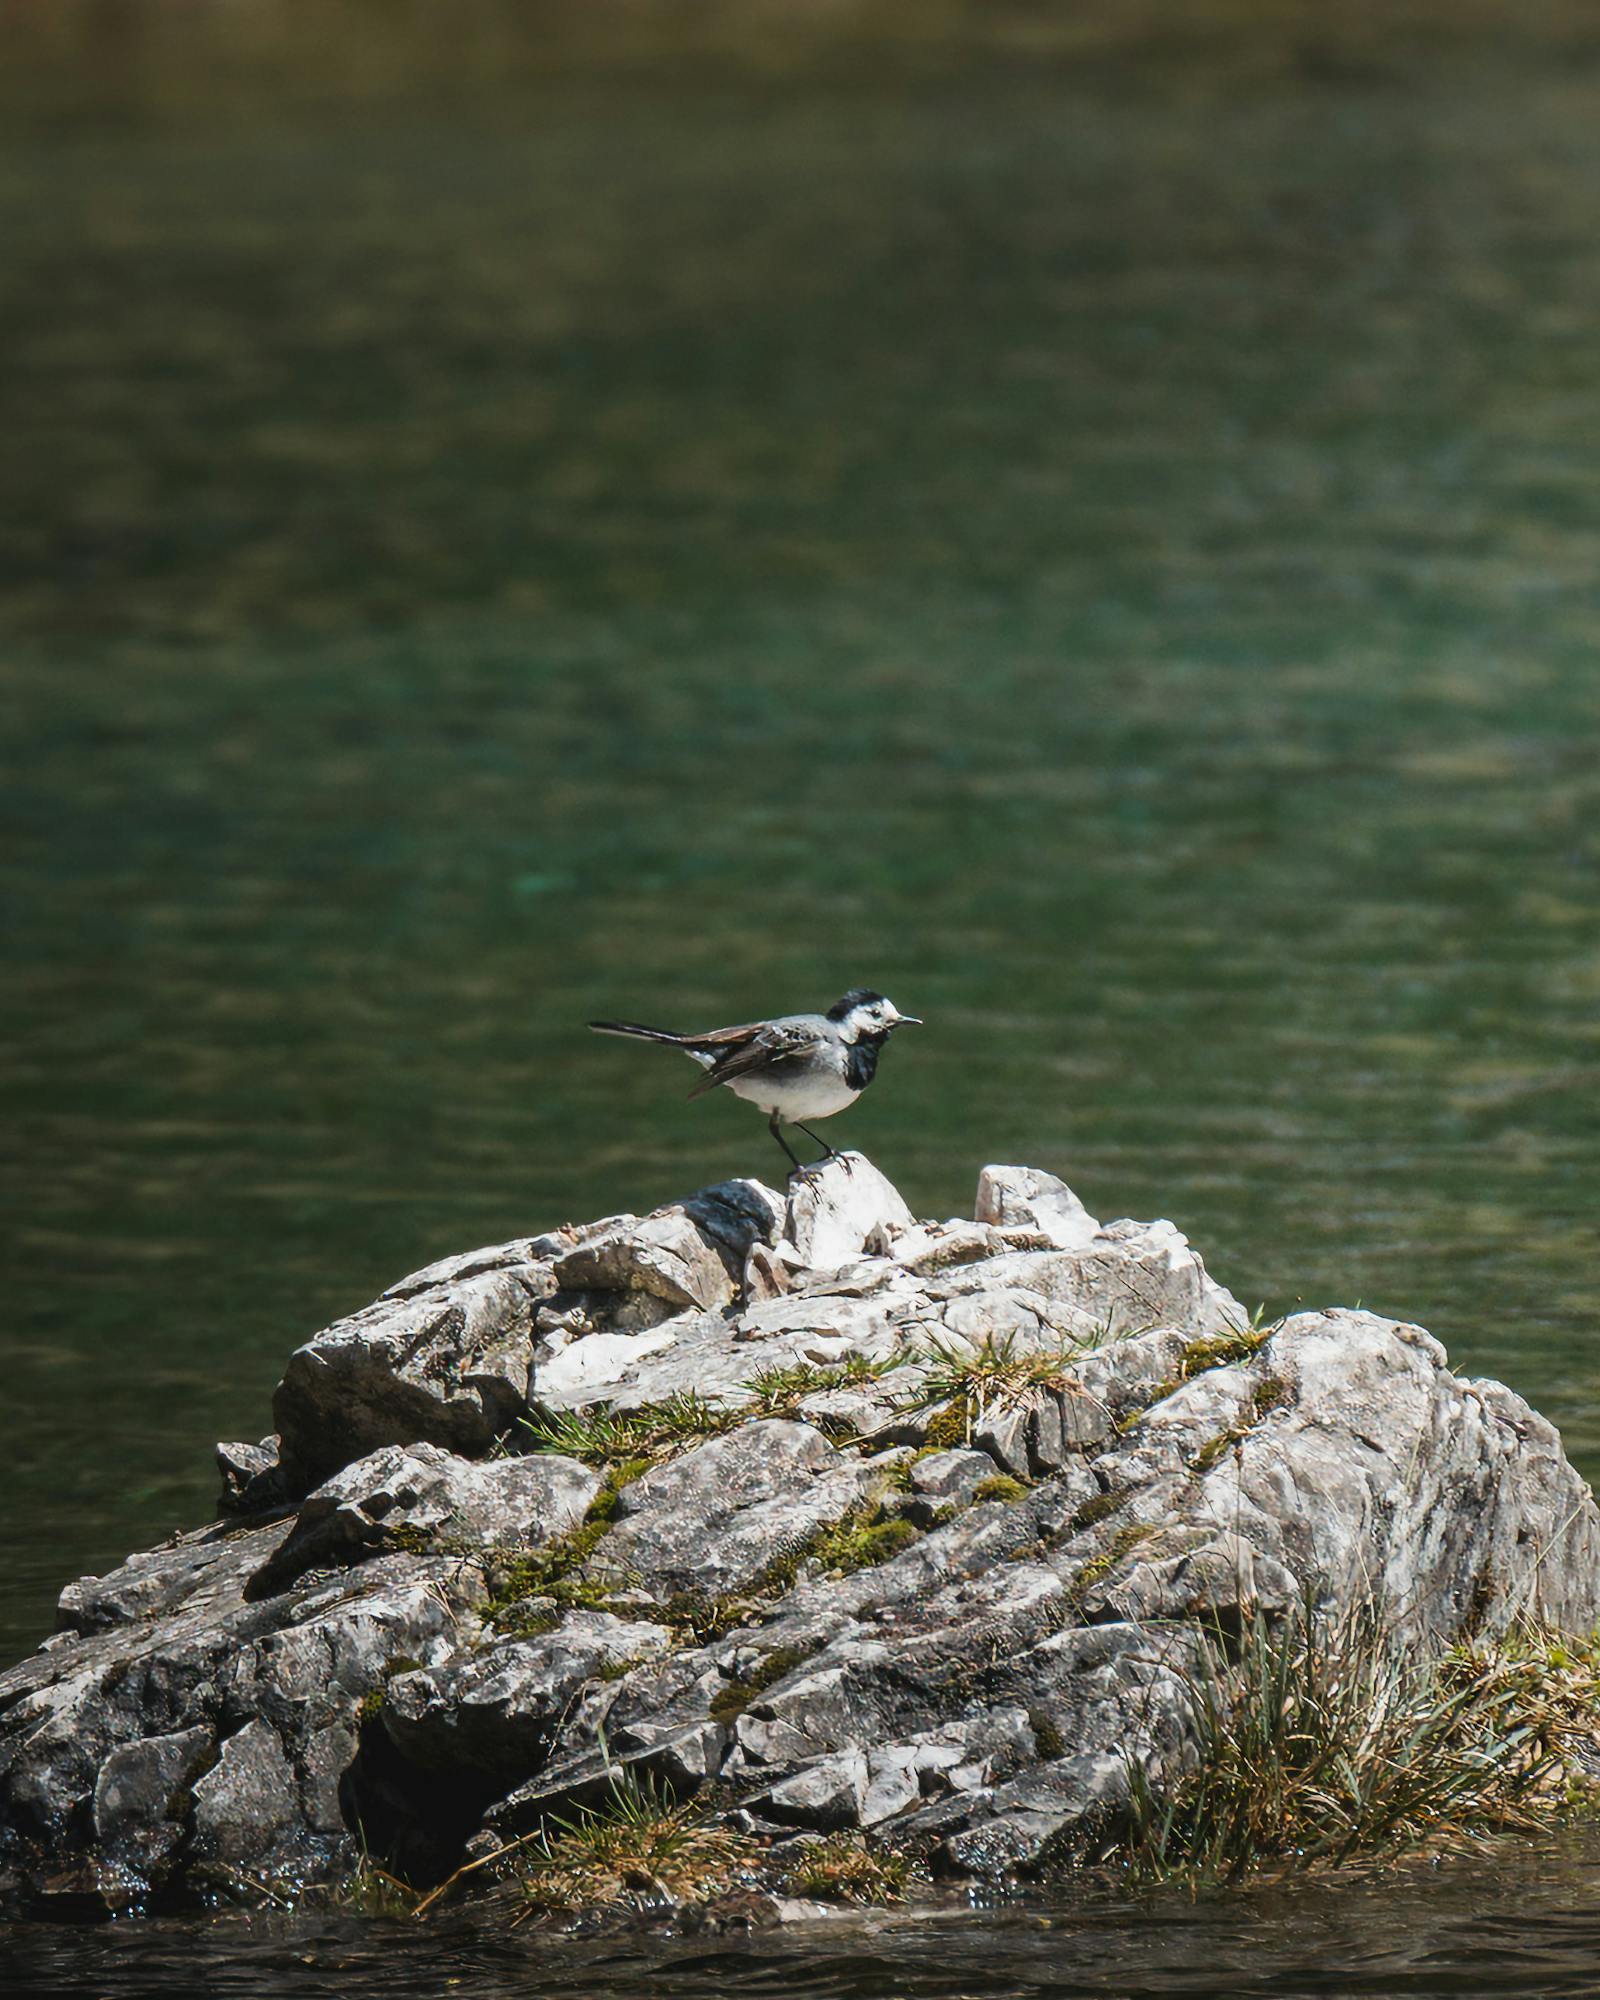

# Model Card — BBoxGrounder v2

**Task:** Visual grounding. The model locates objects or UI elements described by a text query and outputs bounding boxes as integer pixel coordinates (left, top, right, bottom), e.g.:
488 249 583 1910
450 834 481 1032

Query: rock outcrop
2 1157 1597 1916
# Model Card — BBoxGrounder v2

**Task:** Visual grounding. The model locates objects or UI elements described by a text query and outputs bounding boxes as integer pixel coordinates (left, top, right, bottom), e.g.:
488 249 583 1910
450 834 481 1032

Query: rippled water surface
4 2 1600 1990
13 1838 1600 1998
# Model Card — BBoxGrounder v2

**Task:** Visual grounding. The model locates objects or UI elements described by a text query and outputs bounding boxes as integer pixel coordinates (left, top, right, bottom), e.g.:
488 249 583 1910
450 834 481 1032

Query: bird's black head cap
827 988 885 1021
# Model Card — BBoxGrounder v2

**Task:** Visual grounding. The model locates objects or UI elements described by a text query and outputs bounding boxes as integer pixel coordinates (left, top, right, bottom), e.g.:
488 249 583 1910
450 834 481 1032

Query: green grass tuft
905 1328 1099 1418
1113 1605 1596 1886
517 1767 759 1911
973 1473 1030 1503
781 1832 909 1905
742 1360 840 1412
520 1393 743 1467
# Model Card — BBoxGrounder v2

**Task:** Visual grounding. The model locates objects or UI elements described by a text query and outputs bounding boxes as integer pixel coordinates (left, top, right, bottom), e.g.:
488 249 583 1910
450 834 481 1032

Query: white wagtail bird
589 989 922 1176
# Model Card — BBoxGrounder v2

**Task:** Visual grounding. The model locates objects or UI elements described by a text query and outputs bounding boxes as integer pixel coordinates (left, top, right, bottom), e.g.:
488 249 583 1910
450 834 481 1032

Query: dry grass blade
1117 1603 1591 1887
516 1767 759 1912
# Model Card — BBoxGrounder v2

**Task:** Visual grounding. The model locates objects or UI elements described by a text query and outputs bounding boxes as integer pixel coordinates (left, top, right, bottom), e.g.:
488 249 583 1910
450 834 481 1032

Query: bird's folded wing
686 1022 821 1099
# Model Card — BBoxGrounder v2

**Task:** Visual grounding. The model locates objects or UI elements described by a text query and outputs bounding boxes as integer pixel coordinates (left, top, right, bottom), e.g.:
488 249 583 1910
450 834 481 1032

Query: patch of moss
385 1524 438 1555
1192 1376 1294 1477
1063 1523 1158 1607
1180 1327 1268 1379
708 1639 825 1727
355 1653 427 1722
973 1474 1030 1504
1068 1489 1125 1534
1118 1378 1179 1431
1191 1429 1239 1476
803 1506 920 1578
593 1652 641 1683
584 1457 651 1525
482 1517 623 1632
493 1606 561 1640
1029 1708 1067 1760
923 1398 973 1450
1251 1375 1292 1419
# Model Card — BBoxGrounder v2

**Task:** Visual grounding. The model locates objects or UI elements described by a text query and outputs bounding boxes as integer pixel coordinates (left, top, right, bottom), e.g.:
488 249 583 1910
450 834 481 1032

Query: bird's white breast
727 1069 859 1121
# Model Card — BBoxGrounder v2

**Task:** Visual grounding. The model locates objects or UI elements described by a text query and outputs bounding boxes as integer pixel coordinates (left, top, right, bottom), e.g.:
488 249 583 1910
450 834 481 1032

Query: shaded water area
4 1 1600 1988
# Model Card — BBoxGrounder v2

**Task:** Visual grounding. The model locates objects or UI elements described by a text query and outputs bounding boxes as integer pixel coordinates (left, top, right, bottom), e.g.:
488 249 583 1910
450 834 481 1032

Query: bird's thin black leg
769 1113 806 1175
794 1122 851 1173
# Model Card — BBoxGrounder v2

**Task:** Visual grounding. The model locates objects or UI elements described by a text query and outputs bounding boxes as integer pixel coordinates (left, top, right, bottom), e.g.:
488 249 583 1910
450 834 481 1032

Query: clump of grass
781 1832 909 1905
742 1360 840 1413
1115 1604 1587 1886
837 1351 904 1385
337 1855 421 1919
1179 1311 1276 1381
515 1769 759 1913
520 1393 744 1467
906 1329 1092 1417
742 1352 906 1423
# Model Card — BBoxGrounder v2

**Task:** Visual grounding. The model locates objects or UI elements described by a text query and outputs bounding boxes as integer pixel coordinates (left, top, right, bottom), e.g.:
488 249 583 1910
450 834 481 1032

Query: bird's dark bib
843 1036 884 1092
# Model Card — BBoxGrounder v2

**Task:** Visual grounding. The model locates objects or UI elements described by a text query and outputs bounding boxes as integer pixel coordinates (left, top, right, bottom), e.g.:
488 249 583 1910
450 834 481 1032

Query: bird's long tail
588 1018 691 1046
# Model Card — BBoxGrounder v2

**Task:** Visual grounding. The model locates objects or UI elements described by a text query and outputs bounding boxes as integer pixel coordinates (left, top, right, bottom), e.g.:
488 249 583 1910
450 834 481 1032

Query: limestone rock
601 1421 886 1600
188 1719 301 1872
783 1155 915 1273
975 1165 1100 1250
553 1212 733 1311
247 1442 600 1598
5 1161 1600 1919
382 1613 672 1775
215 1436 286 1515
273 1267 547 1492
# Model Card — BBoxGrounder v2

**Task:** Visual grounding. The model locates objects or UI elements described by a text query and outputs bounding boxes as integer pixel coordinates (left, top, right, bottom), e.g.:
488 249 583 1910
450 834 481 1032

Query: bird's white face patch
839 996 908 1038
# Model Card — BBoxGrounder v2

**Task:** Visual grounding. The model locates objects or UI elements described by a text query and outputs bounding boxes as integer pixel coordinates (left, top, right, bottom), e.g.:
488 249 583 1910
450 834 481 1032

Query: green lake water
2 5 1600 1985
